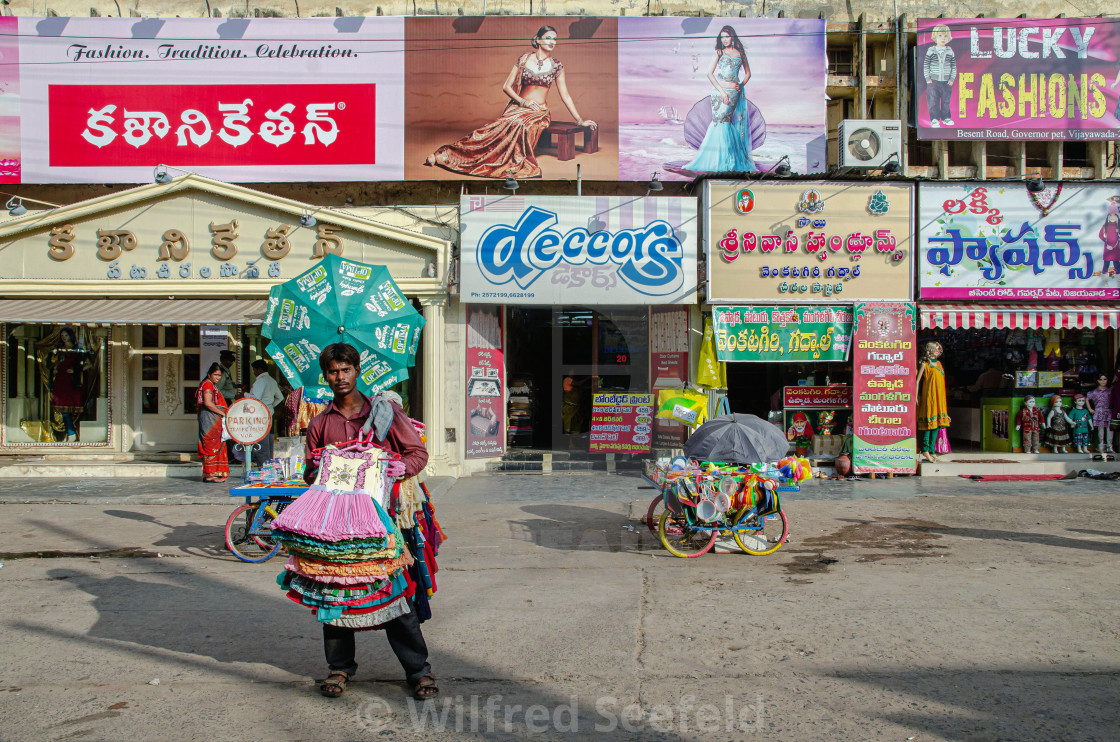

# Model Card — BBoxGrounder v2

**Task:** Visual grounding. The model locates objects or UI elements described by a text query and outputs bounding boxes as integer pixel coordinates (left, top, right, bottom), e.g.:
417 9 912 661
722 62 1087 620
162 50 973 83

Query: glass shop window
3 324 110 444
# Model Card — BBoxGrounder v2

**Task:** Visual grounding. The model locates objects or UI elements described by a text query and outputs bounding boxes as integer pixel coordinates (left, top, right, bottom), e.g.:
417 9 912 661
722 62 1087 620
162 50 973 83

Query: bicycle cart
225 481 308 563
643 456 809 558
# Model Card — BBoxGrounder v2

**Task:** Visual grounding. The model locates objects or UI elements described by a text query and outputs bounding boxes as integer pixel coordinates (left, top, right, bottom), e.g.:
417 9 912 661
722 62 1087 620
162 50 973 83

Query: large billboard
459 195 697 305
916 18 1120 141
618 17 827 180
705 181 914 303
4 16 827 184
13 17 404 183
918 182 1120 301
405 16 619 181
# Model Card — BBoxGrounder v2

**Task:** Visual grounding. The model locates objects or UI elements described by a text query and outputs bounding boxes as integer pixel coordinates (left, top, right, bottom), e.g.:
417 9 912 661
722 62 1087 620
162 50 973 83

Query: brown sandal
411 675 438 700
320 671 350 698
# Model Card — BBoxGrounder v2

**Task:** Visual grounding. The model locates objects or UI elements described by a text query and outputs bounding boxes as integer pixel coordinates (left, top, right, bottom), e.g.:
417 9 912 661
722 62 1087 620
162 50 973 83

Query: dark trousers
926 81 953 122
251 433 274 465
323 608 431 685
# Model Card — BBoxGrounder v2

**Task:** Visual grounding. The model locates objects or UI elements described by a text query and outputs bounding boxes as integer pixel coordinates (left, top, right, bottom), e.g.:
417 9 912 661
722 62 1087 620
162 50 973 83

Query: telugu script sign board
225 397 273 445
711 306 852 363
15 17 404 183
459 196 697 305
650 306 690 448
851 303 917 475
589 393 653 454
705 181 914 303
918 182 1120 301
783 386 853 408
916 18 1120 141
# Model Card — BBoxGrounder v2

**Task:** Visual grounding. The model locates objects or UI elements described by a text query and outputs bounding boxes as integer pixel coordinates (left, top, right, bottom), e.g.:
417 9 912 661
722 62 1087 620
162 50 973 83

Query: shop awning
0 299 268 325
921 304 1120 330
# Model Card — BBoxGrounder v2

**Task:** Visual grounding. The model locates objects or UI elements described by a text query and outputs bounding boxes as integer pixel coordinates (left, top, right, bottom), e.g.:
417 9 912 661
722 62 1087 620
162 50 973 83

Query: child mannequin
1069 395 1093 454
1045 395 1072 454
1086 374 1112 453
1016 396 1045 454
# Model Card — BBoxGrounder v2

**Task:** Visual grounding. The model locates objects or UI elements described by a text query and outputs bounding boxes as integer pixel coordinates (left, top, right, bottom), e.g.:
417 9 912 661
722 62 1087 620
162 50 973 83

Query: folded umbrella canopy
262 254 425 400
682 413 790 465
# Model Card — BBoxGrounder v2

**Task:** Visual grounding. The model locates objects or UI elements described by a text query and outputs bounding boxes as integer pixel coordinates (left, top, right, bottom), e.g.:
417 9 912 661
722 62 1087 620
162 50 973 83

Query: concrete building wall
2 1 1114 23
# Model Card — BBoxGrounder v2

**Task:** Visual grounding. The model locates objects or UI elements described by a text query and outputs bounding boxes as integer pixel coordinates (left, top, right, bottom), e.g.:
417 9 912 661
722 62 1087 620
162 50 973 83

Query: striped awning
0 299 267 325
921 304 1120 330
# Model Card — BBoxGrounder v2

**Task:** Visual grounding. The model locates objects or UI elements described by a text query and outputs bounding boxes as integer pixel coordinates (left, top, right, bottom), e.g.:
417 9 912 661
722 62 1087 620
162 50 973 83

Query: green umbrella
261 254 425 400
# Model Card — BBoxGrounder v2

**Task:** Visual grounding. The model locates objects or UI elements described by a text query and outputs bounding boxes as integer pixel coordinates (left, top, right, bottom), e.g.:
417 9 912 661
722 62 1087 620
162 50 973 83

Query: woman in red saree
425 25 598 179
196 363 229 483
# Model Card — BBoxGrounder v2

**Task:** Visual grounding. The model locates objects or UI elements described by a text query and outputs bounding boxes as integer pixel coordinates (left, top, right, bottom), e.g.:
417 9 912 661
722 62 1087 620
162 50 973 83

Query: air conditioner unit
838 119 902 168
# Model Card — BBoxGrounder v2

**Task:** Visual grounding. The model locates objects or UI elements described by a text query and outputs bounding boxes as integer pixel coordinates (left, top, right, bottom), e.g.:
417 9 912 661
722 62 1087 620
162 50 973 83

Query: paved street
1 475 1118 740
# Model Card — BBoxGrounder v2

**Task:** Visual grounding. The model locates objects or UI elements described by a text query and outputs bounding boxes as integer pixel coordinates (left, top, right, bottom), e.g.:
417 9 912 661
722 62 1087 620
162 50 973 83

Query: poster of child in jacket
922 23 957 128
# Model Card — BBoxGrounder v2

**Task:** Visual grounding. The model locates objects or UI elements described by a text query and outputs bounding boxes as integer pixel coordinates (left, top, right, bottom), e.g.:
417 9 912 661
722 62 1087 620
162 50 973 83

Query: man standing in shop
304 342 438 701
216 350 240 405
247 359 284 464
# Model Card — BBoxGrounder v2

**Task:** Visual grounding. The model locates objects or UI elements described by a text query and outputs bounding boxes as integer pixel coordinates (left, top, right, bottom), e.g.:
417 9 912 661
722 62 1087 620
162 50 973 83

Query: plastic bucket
695 498 719 522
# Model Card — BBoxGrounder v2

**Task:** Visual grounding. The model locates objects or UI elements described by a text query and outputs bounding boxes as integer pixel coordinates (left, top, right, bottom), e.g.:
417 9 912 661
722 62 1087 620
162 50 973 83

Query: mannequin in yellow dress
915 341 950 462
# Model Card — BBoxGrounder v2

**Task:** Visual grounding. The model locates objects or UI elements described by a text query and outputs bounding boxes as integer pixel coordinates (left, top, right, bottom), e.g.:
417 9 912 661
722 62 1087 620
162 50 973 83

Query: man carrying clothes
247 359 284 464
304 342 438 701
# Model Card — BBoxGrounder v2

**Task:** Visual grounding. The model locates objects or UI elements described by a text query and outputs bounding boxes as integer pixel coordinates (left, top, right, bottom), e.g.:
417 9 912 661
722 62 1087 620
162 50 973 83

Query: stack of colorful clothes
271 445 442 630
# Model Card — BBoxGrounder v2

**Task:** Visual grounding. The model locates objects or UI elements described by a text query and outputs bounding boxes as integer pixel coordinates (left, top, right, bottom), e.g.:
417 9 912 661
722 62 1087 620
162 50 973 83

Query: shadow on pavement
509 504 661 553
834 667 1119 740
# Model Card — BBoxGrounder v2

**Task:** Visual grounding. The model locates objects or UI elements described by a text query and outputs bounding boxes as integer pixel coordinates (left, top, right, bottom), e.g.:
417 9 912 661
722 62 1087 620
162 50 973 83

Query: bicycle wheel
225 504 282 563
658 510 717 558
732 508 790 556
647 494 685 539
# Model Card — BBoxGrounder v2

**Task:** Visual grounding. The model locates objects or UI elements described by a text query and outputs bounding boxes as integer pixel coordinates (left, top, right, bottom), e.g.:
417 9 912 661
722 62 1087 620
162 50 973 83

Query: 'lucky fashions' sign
712 306 853 362
704 181 914 303
916 18 1120 141
459 196 697 305
918 182 1120 300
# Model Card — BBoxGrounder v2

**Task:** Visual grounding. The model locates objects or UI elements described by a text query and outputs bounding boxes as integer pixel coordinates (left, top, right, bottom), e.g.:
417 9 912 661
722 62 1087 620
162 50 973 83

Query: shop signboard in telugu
711 306 853 363
464 306 505 459
459 196 697 305
10 17 404 183
915 18 1120 141
650 306 690 447
851 302 917 475
705 181 914 303
589 393 653 454
784 386 853 408
918 182 1120 301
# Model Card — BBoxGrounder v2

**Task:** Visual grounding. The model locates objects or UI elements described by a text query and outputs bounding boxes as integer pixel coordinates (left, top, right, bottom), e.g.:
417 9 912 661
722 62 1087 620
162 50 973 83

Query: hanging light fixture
647 171 664 192
6 196 27 216
503 173 519 192
881 152 902 175
1026 177 1045 193
153 165 173 184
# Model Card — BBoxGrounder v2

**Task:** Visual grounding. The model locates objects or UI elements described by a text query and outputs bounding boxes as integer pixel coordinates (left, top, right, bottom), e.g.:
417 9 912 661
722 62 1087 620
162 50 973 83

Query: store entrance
506 306 650 451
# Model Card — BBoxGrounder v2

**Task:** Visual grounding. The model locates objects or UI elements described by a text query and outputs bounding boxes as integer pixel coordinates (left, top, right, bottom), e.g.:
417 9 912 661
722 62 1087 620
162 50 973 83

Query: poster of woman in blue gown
683 25 756 173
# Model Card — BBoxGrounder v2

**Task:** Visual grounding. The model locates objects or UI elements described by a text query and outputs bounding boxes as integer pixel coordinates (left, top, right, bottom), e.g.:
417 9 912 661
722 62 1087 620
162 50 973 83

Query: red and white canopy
921 304 1120 330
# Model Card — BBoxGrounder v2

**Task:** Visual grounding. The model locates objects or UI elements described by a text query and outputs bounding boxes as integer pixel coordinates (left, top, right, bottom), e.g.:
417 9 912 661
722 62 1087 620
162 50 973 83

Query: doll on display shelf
1045 395 1073 454
1069 394 1093 454
916 341 950 462
1086 373 1112 452
1016 396 1045 454
786 412 814 456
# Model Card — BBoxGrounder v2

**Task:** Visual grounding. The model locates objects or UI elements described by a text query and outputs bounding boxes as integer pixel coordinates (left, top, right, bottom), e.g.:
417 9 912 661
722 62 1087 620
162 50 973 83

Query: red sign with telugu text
783 386 853 408
48 84 376 167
